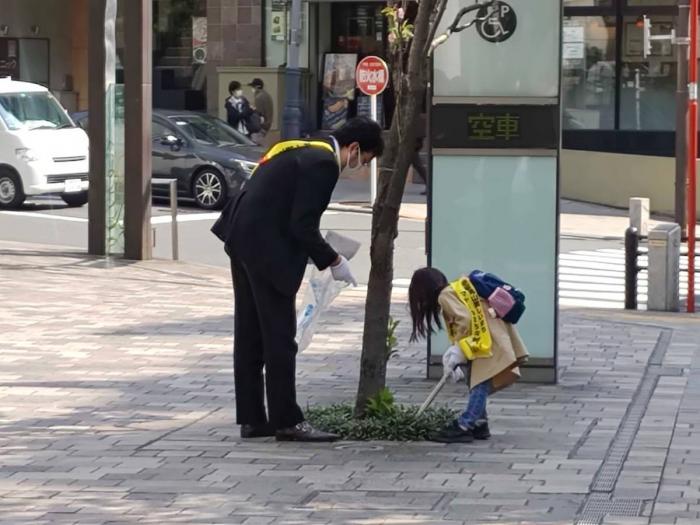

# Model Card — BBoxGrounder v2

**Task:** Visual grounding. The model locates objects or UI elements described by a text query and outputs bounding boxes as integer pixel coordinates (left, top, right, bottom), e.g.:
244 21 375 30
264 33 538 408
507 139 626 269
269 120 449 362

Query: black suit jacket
224 145 340 296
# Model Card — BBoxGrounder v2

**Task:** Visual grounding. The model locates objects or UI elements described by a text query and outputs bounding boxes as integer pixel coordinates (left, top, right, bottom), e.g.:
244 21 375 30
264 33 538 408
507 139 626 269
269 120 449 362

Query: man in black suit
217 117 384 442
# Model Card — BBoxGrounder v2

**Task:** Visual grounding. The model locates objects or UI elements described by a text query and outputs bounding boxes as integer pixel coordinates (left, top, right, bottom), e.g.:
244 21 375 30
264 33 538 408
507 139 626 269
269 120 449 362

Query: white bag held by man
296 232 360 351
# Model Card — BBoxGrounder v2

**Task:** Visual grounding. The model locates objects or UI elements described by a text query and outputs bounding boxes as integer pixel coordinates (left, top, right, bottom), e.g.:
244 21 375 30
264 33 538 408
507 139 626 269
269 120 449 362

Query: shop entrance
314 2 392 130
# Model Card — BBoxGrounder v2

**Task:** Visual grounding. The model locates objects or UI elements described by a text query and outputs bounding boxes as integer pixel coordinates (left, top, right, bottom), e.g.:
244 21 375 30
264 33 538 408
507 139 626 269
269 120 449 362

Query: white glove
442 345 467 383
330 255 357 286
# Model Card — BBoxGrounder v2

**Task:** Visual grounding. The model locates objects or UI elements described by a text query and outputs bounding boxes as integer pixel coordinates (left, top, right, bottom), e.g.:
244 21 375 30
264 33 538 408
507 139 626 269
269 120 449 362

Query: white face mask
342 146 364 176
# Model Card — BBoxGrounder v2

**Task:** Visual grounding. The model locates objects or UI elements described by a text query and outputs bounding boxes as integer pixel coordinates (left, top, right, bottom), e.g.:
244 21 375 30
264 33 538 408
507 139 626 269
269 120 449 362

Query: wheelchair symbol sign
476 1 517 43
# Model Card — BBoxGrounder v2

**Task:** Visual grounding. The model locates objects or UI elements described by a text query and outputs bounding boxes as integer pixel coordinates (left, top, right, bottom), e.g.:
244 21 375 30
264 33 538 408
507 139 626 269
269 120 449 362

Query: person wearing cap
248 78 273 142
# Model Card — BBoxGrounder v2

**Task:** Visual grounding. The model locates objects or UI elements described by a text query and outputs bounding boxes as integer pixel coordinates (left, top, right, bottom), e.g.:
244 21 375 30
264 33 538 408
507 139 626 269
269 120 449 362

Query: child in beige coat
409 267 528 443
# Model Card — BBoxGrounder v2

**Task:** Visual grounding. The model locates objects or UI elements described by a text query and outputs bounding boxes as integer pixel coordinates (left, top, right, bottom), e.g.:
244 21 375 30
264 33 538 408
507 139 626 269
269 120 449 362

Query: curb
328 203 373 215
329 202 427 221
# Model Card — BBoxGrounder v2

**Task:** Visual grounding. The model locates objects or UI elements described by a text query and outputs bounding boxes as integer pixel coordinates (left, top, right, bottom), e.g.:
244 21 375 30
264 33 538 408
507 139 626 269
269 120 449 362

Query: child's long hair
409 267 449 342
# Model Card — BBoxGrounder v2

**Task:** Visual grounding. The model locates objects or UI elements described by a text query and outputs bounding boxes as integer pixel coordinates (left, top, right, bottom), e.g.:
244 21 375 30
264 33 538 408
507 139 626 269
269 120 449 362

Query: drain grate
576 495 646 523
589 374 659 492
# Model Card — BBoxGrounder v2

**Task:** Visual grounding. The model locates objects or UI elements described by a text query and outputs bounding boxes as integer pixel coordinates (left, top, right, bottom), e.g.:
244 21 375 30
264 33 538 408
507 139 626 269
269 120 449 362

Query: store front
258 0 392 132
317 3 391 130
561 0 700 214
563 0 677 146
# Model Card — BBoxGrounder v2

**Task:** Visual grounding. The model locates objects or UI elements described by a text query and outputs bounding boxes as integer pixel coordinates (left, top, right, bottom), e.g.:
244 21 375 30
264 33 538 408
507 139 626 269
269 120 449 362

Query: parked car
0 78 89 209
72 109 262 210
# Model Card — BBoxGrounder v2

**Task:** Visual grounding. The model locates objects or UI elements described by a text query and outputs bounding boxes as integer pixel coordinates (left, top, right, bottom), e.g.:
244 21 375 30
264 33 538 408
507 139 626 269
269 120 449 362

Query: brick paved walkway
1 241 699 525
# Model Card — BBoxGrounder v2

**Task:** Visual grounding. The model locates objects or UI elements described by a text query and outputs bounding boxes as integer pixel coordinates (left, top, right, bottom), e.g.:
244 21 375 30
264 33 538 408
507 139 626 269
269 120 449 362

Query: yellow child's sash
449 278 493 360
253 140 335 174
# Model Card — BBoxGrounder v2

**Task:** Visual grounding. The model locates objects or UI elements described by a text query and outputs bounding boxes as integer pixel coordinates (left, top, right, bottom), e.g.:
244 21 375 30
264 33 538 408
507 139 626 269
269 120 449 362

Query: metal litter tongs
417 363 468 416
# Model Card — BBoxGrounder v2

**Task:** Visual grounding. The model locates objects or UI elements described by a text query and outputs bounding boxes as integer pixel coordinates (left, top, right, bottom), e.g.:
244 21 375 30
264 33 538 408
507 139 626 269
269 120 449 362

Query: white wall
561 149 700 216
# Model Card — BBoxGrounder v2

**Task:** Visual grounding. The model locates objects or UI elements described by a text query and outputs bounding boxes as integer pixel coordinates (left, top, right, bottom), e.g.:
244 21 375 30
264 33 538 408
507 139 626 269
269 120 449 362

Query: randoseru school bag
468 270 526 324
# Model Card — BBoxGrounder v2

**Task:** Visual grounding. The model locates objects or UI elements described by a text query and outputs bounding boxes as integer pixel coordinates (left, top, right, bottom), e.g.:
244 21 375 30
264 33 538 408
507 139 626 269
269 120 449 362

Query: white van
0 78 89 209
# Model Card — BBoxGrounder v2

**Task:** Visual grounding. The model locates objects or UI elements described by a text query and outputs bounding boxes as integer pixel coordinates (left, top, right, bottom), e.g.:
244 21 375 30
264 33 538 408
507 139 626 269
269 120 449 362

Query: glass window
620 16 676 130
152 120 171 139
18 39 49 86
265 0 310 68
152 0 207 110
562 16 616 130
168 114 255 146
0 92 73 130
331 4 386 56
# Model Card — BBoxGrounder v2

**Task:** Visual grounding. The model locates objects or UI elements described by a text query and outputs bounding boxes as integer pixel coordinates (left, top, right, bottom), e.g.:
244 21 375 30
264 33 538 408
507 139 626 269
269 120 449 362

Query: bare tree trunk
354 105 421 415
354 0 435 416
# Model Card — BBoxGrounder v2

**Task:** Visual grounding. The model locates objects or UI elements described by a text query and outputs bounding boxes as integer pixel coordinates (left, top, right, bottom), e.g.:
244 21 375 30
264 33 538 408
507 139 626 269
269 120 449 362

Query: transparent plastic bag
295 267 345 351
295 231 360 351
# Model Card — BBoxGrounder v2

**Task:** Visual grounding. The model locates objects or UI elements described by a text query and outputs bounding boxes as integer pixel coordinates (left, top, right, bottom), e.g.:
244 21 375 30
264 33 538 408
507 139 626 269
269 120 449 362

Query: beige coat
438 285 529 391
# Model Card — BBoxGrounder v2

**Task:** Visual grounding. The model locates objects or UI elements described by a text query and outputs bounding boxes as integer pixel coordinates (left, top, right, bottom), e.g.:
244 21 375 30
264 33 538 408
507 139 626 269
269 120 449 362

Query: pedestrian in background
214 117 384 442
225 80 254 137
248 78 273 144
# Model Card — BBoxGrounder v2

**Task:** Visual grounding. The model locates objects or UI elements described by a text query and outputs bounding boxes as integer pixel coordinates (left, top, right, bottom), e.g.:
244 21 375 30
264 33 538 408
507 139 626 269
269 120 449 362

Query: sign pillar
124 0 153 260
370 94 378 204
356 56 389 205
87 0 108 256
429 0 561 382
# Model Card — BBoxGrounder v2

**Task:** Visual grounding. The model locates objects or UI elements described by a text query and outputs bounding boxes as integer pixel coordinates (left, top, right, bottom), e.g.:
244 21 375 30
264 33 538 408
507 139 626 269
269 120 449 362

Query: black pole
625 226 639 310
281 0 303 139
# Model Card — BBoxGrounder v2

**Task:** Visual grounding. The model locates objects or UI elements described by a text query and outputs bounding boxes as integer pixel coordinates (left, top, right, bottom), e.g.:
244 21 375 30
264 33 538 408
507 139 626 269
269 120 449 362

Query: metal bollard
625 226 639 310
647 223 681 312
629 197 650 236
150 178 179 261
169 180 179 261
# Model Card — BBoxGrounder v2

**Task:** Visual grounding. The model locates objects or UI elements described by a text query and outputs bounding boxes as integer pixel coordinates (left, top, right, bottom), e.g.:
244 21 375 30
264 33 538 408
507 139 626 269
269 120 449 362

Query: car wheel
61 191 89 207
0 169 26 209
192 169 226 210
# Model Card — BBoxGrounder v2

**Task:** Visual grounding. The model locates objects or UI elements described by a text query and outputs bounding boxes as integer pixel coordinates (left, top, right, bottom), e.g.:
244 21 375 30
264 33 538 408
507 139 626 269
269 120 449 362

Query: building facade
1 0 698 213
0 0 393 140
561 0 699 214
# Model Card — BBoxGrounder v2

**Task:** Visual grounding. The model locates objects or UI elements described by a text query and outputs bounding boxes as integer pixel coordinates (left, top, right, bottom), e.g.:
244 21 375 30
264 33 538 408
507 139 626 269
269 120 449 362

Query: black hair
228 81 242 93
409 267 449 342
331 117 384 157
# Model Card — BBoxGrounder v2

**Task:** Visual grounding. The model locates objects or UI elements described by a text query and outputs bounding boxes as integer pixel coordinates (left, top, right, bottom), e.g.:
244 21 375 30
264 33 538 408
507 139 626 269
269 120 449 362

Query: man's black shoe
430 420 475 443
240 423 275 438
472 421 491 440
275 421 340 442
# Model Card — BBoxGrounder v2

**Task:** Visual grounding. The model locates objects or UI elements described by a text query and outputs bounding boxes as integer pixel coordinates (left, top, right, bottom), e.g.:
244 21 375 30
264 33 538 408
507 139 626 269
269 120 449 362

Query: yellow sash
449 278 493 360
254 140 335 175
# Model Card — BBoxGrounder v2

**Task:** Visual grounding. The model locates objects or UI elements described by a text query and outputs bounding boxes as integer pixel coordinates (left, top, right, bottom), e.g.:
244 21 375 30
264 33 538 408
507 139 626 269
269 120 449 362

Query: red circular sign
356 56 389 96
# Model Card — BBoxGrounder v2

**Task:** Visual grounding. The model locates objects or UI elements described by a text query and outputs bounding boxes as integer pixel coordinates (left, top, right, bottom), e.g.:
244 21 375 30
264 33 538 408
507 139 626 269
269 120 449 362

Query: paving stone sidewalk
1 241 700 525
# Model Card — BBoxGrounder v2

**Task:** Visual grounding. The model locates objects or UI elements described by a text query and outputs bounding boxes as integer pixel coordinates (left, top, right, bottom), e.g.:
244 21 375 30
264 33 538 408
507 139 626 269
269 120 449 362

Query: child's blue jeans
457 380 491 429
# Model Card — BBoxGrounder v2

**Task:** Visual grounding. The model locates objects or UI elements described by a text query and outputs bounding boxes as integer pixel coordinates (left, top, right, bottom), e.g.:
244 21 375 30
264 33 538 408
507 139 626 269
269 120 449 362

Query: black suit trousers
230 255 305 430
